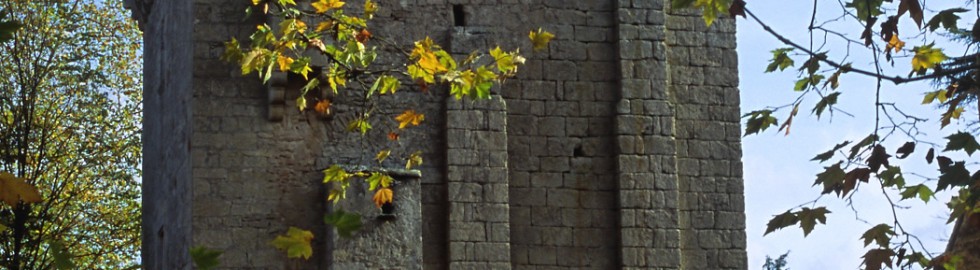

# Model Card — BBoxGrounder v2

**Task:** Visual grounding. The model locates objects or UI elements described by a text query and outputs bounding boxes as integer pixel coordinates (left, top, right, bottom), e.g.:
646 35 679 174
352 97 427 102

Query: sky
736 1 973 269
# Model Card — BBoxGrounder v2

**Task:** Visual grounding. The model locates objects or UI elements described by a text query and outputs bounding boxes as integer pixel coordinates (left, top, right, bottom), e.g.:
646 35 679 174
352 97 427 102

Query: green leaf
860 224 895 248
813 163 845 195
671 0 697 9
347 116 372 134
944 132 980 156
812 92 840 119
379 75 400 95
879 166 906 188
921 89 948 104
742 110 779 136
366 172 393 191
324 210 363 238
926 8 968 32
900 184 933 203
848 134 878 160
322 165 350 183
793 74 824 91
765 48 795 72
862 248 895 270
937 161 971 191
270 227 314 260
764 210 799 235
845 0 884 21
811 141 850 162
797 207 830 236
49 240 76 270
911 44 946 71
190 246 223 270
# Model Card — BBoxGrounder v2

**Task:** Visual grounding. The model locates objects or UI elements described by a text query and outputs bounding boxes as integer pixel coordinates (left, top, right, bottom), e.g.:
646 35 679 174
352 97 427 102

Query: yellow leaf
886 35 905 53
296 96 307 111
529 28 555 51
312 0 344 13
912 45 946 71
315 21 334 33
375 150 390 163
327 188 345 203
395 110 424 129
405 151 423 169
270 227 314 260
276 55 294 72
364 0 378 18
0 171 42 206
372 188 393 208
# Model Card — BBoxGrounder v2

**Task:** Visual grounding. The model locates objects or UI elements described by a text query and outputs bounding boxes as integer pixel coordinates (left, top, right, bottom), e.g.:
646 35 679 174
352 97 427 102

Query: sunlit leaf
406 151 423 169
270 227 314 260
366 172 393 191
911 44 946 71
372 188 393 208
312 0 344 13
900 184 933 203
395 110 424 129
529 28 555 51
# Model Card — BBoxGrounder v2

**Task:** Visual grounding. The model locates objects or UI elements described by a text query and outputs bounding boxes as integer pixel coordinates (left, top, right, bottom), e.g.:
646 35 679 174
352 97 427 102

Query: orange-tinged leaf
529 28 555 51
0 172 41 206
314 99 332 116
355 29 371 44
277 55 294 72
395 110 424 129
270 227 314 259
372 188 393 208
387 132 400 141
886 35 905 53
312 0 344 13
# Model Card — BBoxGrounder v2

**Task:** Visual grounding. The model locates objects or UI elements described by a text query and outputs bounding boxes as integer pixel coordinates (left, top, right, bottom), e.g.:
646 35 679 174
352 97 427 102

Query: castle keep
136 0 747 269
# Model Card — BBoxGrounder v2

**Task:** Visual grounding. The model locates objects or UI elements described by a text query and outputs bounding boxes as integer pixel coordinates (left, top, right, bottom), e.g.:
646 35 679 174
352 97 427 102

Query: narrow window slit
452 5 466 27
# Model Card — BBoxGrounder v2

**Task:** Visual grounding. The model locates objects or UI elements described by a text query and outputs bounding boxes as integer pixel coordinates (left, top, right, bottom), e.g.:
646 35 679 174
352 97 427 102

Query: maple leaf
897 0 923 28
861 224 895 248
270 227 314 260
347 117 372 134
900 184 933 203
364 0 378 18
742 110 778 136
811 141 850 162
375 150 390 164
813 163 845 195
387 132 400 141
312 0 344 13
528 28 555 51
405 151 423 169
862 248 895 270
314 99 331 116
911 44 946 71
296 96 307 111
366 172 393 191
867 145 891 172
944 132 980 156
395 110 424 129
921 89 948 104
324 210 362 237
936 161 970 191
842 168 872 197
796 207 830 236
322 165 349 183
885 35 905 53
372 188 393 208
0 171 42 206
190 246 222 270
848 134 878 160
895 141 915 159
812 92 840 119
764 210 799 236
489 46 523 74
879 166 906 188
926 8 968 32
355 29 371 44
765 48 794 72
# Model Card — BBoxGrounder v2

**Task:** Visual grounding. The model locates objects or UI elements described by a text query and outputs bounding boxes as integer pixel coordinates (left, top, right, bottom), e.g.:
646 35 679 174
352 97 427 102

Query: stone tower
136 0 747 269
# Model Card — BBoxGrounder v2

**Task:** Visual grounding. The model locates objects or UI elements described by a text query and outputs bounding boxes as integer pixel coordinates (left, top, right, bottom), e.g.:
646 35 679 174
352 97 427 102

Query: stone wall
140 0 748 269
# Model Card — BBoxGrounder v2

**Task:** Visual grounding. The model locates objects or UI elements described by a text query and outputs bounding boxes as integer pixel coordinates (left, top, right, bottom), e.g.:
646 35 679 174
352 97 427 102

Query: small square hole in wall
453 5 466 27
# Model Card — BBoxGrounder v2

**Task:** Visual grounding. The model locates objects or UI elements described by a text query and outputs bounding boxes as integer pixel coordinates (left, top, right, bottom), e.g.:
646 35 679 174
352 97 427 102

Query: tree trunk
945 213 980 269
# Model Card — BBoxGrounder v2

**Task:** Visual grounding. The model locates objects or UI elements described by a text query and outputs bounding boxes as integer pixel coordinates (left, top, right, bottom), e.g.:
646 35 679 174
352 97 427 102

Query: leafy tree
0 0 141 269
675 0 980 269
763 252 791 270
